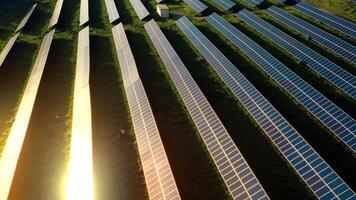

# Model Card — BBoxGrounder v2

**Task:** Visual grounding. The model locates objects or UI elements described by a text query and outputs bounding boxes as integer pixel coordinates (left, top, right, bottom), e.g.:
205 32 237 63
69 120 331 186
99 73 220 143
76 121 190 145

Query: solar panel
206 13 356 199
15 4 37 32
211 0 235 11
237 10 356 99
209 12 356 153
293 2 356 39
145 19 268 200
0 30 55 200
245 0 264 7
80 0 89 26
48 0 64 29
182 0 208 14
129 0 149 20
0 33 20 67
175 14 356 200
267 6 356 64
236 10 356 151
104 0 120 23
176 16 275 199
112 23 181 200
67 26 94 200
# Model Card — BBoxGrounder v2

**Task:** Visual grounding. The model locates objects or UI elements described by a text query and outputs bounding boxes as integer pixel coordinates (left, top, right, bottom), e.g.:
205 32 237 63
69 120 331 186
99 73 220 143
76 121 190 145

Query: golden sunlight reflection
0 30 54 200
66 85 93 200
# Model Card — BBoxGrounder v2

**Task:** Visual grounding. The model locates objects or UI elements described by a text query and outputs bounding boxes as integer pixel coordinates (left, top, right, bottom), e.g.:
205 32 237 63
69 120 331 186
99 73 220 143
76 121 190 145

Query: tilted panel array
15 4 37 32
245 0 264 7
177 16 277 199
236 9 356 100
1 4 38 67
145 19 268 200
80 0 89 26
183 0 208 14
209 12 356 153
129 0 149 20
236 10 356 152
206 13 356 199
293 2 356 39
0 30 55 200
104 0 120 23
67 26 94 200
48 0 64 28
0 33 20 67
267 6 356 64
211 0 235 11
112 23 181 200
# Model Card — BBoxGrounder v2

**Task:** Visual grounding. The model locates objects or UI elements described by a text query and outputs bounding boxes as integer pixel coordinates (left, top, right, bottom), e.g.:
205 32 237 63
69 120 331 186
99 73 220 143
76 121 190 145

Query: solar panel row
245 0 264 7
0 30 55 200
48 0 64 29
237 10 356 111
206 13 356 199
183 0 208 14
104 0 120 23
236 10 356 100
211 0 235 11
0 33 20 67
267 6 356 64
293 2 356 39
67 26 94 200
129 0 150 20
208 12 356 153
112 23 181 200
80 0 89 26
176 16 277 200
145 19 268 200
15 4 37 32
236 10 356 152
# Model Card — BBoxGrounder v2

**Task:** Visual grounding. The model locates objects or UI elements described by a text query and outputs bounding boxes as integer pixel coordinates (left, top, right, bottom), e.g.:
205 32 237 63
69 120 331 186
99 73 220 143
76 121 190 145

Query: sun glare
66 86 94 200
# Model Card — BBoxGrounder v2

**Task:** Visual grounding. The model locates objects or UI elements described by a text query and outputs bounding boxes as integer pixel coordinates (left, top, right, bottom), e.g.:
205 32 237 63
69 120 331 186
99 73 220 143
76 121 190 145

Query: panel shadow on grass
89 0 106 28
56 0 80 31
114 0 135 24
21 1 53 35
90 35 148 200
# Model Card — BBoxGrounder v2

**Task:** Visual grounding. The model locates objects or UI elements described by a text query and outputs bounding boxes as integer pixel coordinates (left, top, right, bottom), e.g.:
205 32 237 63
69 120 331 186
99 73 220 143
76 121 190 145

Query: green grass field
305 0 356 22
0 0 355 199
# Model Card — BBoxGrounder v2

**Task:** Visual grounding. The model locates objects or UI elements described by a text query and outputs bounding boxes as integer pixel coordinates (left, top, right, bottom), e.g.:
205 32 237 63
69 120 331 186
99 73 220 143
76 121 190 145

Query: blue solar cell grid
294 2 356 39
206 13 356 199
267 6 356 64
